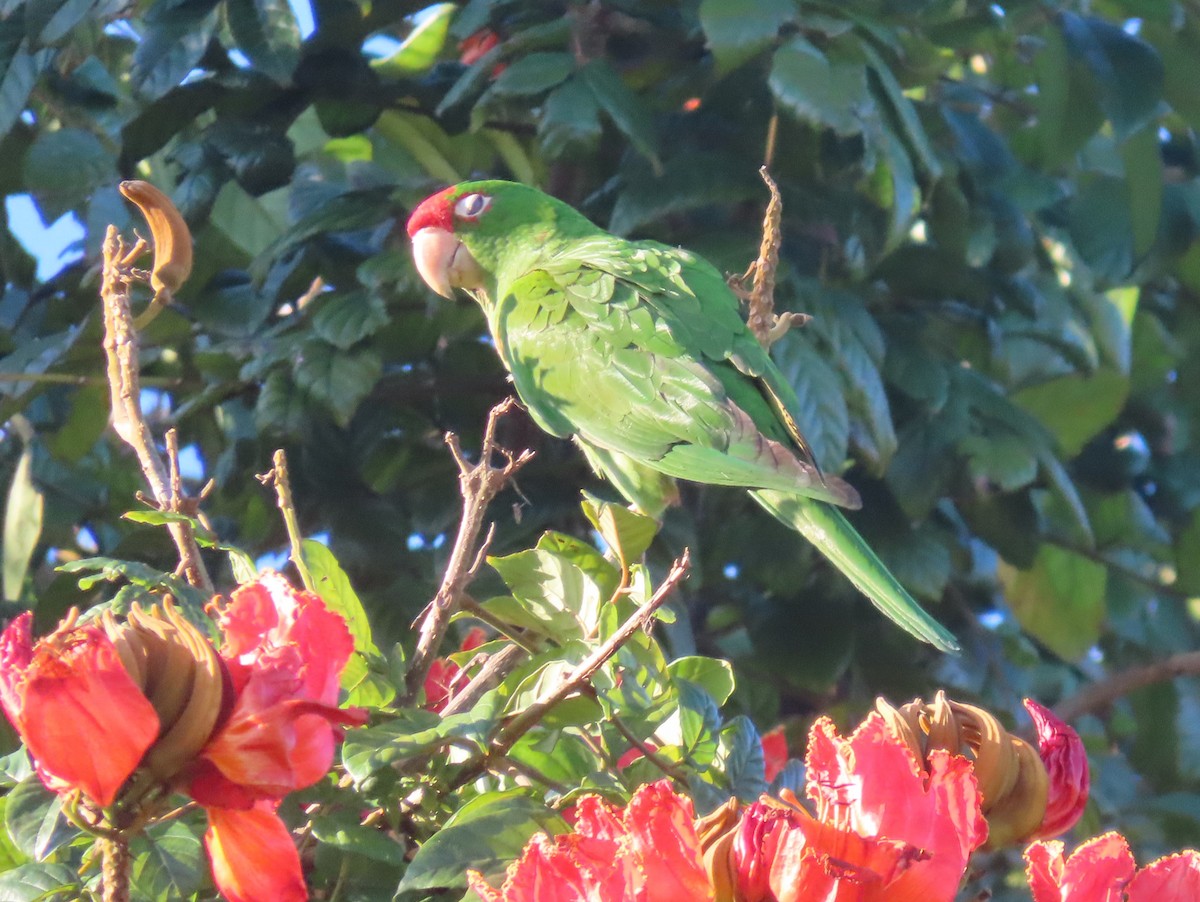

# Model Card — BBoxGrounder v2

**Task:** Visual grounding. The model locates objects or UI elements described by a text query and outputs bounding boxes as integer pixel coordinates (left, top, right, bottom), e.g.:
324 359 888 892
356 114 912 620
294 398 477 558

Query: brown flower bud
102 601 228 783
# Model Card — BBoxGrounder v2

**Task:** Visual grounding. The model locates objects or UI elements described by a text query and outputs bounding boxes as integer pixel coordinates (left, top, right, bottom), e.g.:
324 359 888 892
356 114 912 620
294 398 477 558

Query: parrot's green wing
492 253 859 509
487 236 957 652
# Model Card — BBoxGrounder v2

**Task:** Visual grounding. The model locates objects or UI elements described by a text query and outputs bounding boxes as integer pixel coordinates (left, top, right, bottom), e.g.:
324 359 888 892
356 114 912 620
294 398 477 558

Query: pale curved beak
410 226 484 299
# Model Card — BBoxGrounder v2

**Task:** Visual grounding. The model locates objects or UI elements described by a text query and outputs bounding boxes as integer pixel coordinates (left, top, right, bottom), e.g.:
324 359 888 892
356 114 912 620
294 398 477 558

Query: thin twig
100 226 212 592
1054 651 1200 723
449 551 691 789
440 644 529 717
402 398 534 705
728 167 806 349
0 372 182 386
257 449 316 592
606 705 690 782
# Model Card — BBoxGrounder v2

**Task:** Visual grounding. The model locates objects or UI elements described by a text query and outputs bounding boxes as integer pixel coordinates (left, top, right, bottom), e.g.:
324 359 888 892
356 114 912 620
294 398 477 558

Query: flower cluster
471 696 1090 902
0 572 367 902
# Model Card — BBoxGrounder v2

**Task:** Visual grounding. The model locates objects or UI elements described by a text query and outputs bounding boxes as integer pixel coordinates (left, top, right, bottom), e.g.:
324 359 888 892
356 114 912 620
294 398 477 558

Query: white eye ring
454 193 491 220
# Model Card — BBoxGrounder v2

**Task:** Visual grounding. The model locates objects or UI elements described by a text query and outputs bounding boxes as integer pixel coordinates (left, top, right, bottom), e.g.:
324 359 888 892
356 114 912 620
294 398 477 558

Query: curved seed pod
981 737 1049 849
118 180 193 325
140 601 226 782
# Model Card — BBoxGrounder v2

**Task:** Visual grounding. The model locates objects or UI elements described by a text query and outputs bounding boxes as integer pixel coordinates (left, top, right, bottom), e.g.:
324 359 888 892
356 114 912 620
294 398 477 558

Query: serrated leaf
699 0 793 75
300 538 378 656
3 442 42 600
4 778 72 861
226 0 301 84
294 339 382 426
999 544 1107 661
719 716 767 802
539 76 602 158
579 59 659 169
56 556 210 609
312 289 388 350
398 790 568 892
0 862 79 900
666 656 734 707
489 547 606 636
580 493 658 571
489 51 573 97
128 821 204 900
769 36 874 136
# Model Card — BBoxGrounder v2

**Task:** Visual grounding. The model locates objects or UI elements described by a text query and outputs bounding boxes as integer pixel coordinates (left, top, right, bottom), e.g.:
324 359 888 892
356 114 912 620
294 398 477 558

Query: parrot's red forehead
406 186 457 237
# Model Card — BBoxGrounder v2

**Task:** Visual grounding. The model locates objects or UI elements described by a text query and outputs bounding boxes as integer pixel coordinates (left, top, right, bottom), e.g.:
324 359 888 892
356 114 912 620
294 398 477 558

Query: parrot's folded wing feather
501 267 859 506
753 489 960 652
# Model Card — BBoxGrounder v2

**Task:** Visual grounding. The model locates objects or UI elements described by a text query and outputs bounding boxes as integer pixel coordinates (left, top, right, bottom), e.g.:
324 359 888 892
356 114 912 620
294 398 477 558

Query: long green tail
752 490 959 653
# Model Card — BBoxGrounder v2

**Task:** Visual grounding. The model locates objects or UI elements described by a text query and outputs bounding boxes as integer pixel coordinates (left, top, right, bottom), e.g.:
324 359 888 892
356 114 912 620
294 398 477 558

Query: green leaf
719 716 767 802
771 332 850 471
312 289 389 350
0 48 53 141
4 777 72 861
0 862 79 900
371 2 455 76
1122 124 1164 260
293 339 382 427
398 789 568 892
132 0 219 100
1060 14 1163 141
666 656 734 707
128 821 204 900
578 59 660 169
698 0 793 75
1012 369 1130 458
300 538 378 656
999 544 1107 661
489 51 573 97
539 76 602 159
22 127 115 220
343 695 499 781
226 0 301 83
3 440 42 600
580 493 658 571
489 547 607 636
339 650 397 709
56 557 209 610
769 36 873 137
311 808 407 865
1176 509 1200 596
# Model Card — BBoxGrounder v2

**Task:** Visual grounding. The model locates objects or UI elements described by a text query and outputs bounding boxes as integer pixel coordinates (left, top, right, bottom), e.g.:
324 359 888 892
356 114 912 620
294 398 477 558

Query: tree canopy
3 0 1200 898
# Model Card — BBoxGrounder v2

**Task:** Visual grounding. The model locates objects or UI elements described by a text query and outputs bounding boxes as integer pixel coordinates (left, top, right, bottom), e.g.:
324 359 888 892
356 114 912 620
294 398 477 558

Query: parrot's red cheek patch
406 187 457 237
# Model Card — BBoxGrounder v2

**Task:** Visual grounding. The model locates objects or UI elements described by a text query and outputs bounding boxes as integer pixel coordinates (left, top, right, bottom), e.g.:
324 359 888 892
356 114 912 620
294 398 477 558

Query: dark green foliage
3 0 1200 898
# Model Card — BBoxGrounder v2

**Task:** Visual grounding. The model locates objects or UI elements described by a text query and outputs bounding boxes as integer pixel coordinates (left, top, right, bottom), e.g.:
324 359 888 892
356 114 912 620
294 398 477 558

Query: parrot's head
407 180 596 300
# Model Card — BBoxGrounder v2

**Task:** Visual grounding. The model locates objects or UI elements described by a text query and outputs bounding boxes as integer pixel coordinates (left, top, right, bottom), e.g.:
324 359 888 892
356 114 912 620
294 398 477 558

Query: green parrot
407 180 957 652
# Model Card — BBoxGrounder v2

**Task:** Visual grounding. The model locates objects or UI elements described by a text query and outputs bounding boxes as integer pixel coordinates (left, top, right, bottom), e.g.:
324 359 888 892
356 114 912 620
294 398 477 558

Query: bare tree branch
100 225 211 592
402 398 534 705
1055 651 1200 723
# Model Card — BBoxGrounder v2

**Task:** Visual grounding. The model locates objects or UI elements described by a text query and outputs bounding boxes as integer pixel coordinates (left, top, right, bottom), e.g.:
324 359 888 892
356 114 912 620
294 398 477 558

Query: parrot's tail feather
752 490 960 653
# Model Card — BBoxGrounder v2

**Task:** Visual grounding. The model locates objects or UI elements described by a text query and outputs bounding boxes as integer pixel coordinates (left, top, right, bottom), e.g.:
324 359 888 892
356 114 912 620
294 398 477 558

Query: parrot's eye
453 193 492 221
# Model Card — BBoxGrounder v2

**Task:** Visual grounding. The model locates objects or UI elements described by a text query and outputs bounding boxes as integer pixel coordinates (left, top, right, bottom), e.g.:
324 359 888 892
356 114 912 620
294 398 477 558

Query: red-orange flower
205 802 306 902
468 780 714 901
1025 699 1089 838
1027 830 1195 902
189 572 368 900
1026 832 1200 901
760 726 788 783
763 713 987 902
424 626 487 713
0 611 159 807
